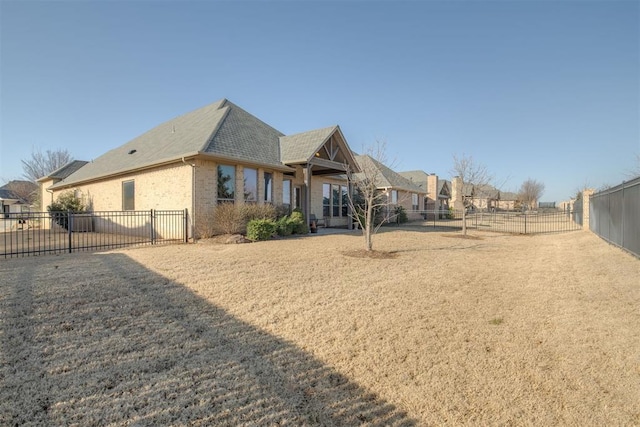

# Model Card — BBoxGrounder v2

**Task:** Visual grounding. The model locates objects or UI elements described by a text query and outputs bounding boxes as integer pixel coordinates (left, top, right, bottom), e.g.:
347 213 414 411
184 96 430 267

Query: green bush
247 219 277 241
276 215 294 236
395 206 408 224
48 191 86 230
289 209 308 234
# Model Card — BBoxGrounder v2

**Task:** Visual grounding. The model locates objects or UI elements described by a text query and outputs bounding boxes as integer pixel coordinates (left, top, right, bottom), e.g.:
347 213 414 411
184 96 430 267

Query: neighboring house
451 177 519 212
1 180 38 230
354 155 427 221
40 99 360 237
0 180 38 217
399 170 451 218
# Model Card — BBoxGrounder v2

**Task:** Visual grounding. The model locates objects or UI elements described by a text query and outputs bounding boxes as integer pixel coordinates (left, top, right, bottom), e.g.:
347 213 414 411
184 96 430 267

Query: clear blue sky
1 0 638 202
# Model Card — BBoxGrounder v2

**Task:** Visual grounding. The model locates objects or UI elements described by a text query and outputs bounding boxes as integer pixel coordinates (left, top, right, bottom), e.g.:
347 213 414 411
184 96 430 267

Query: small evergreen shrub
395 206 408 224
289 209 308 234
276 215 294 236
247 219 277 241
48 191 86 230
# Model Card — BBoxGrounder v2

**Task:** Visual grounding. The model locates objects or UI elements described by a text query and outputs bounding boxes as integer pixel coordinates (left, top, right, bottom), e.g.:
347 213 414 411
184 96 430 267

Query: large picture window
122 180 135 211
323 184 330 217
332 185 340 217
283 179 291 210
217 164 235 203
264 172 272 203
341 186 348 217
323 183 348 217
244 168 257 202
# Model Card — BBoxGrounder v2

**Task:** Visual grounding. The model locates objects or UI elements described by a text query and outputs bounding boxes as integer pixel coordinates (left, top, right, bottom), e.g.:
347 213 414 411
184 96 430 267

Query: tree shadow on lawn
1 253 416 426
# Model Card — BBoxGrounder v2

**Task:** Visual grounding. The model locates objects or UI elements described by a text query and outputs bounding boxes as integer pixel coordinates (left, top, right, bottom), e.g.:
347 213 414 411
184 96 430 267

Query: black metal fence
412 209 582 234
1 209 188 259
589 177 640 258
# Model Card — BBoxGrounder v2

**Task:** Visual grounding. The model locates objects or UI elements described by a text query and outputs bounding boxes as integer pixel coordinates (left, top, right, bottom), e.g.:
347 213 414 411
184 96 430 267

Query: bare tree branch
346 140 398 251
518 178 545 210
21 147 73 182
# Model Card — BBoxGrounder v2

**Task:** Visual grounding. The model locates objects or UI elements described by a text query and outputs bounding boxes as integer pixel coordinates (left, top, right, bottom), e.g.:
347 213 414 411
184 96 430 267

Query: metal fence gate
2 209 188 259
589 177 640 258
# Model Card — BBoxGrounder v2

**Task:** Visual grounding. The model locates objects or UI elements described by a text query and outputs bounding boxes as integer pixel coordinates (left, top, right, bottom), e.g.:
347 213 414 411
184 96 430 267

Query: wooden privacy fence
1 209 188 259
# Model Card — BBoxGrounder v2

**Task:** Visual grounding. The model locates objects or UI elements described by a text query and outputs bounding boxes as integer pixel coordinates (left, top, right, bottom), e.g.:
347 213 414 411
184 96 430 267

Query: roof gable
280 126 337 163
355 155 425 193
280 126 359 173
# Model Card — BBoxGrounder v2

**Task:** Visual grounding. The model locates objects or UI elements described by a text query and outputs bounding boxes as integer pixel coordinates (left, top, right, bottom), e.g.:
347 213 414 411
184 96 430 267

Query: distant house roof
0 180 38 204
398 170 429 191
355 155 425 193
499 191 519 201
50 99 292 189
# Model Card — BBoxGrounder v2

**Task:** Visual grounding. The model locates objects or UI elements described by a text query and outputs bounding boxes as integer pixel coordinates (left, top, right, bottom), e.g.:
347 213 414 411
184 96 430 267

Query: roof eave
49 153 202 190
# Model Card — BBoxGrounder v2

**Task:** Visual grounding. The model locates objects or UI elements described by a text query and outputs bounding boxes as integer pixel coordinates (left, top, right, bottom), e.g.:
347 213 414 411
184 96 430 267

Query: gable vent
128 149 137 155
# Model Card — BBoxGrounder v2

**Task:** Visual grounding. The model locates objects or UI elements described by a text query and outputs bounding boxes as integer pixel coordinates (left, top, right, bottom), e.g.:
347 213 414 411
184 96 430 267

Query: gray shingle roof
0 180 38 203
279 126 338 163
398 170 429 191
37 160 89 182
203 101 284 166
355 155 425 193
438 180 451 197
50 99 289 189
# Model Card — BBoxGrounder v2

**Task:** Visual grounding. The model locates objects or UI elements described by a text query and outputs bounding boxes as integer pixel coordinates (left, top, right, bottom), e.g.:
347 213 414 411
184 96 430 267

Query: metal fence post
68 210 73 253
524 212 527 234
150 209 155 244
184 208 189 243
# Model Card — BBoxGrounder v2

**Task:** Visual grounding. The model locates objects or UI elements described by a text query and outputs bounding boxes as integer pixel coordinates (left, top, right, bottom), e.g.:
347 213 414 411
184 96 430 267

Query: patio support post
304 164 312 223
347 176 353 230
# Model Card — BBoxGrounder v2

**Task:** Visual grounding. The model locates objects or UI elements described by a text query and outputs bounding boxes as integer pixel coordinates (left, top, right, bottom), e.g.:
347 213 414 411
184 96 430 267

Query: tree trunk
365 204 374 251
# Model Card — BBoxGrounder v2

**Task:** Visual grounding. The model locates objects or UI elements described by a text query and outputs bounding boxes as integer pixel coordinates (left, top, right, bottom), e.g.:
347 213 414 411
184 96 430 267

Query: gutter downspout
182 157 196 241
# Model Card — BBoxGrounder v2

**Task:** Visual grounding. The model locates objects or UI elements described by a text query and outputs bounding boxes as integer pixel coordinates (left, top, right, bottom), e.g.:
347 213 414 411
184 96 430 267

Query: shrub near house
47 191 85 230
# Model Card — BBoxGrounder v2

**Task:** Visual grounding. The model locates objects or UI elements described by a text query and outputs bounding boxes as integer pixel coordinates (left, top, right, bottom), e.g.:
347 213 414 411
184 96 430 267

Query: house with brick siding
353 156 427 222
41 99 361 238
398 170 451 219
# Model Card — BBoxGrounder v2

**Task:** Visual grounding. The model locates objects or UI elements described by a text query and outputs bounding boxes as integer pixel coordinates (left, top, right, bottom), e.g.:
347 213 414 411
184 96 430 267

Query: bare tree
518 178 545 210
346 141 397 251
626 153 640 179
22 147 73 182
451 153 491 235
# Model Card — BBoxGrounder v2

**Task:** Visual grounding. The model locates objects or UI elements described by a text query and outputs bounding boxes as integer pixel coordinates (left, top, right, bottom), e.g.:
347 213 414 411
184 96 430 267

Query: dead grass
1 229 639 426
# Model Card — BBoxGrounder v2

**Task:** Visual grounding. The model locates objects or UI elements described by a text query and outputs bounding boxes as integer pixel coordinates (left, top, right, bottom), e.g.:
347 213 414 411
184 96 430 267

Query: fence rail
589 177 640 258
1 209 188 259
409 209 582 234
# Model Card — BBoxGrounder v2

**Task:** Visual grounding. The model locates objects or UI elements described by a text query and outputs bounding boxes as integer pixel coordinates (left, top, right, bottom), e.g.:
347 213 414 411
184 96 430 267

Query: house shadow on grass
1 253 416 426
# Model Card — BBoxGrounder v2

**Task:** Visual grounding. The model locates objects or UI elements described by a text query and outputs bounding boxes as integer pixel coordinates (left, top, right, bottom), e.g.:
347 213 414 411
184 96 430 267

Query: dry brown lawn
1 228 639 426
